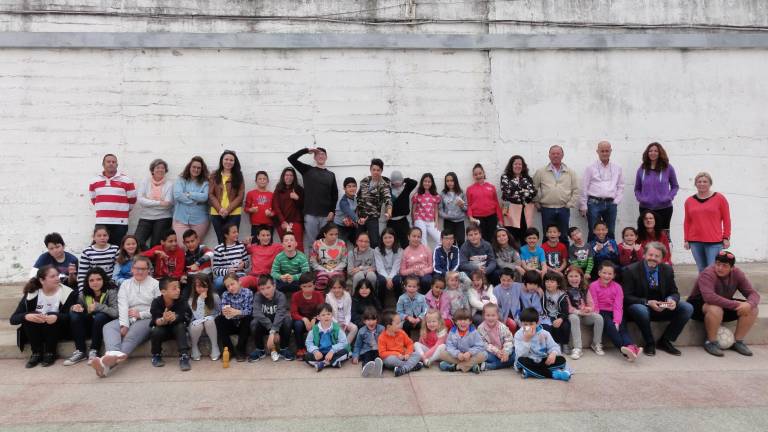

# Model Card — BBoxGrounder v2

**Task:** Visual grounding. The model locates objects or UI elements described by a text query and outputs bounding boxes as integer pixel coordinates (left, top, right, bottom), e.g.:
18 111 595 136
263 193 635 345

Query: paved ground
2 346 767 431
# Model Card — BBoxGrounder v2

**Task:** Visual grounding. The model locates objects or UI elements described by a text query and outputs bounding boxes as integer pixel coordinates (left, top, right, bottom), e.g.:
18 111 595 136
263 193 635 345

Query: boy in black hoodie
149 278 192 371
249 275 294 362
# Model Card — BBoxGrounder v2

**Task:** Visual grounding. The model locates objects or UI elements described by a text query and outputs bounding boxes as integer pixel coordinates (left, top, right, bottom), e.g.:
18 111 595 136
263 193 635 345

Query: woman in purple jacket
634 142 679 232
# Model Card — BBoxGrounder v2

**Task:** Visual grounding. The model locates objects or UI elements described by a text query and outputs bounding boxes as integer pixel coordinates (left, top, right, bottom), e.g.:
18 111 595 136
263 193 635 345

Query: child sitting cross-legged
514 307 571 381
378 309 424 377
351 306 385 378
304 303 350 372
439 308 486 373
477 303 515 370
413 308 447 367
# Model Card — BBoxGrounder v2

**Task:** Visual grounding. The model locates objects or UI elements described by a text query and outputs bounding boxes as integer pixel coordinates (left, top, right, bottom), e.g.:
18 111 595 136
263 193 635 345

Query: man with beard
621 242 693 356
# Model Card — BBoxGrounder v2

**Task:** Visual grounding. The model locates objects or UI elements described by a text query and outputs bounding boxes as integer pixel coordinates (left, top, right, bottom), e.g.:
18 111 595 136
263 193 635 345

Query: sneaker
471 364 481 374
731 341 753 357
590 343 605 356
248 349 266 362
412 361 424 372
179 354 192 371
438 361 456 372
88 349 98 360
620 346 637 362
423 358 432 368
644 343 656 357
210 348 221 362
314 361 325 372
394 366 406 377
41 353 56 367
570 348 582 360
361 361 376 377
270 351 280 362
25 353 42 369
521 368 531 379
63 350 87 366
151 355 165 367
374 357 384 377
279 349 296 361
634 345 644 357
562 344 572 355
480 362 487 371
552 369 572 382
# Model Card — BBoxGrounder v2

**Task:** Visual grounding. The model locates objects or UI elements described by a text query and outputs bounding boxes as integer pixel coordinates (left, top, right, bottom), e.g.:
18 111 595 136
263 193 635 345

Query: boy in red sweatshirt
142 230 185 280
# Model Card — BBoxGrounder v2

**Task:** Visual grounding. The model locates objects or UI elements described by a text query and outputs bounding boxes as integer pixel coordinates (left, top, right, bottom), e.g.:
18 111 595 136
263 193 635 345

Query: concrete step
2 263 767 320
2 306 767 360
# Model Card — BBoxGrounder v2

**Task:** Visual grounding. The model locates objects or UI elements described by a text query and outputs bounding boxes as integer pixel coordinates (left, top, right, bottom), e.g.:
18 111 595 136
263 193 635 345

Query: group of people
13 142 759 382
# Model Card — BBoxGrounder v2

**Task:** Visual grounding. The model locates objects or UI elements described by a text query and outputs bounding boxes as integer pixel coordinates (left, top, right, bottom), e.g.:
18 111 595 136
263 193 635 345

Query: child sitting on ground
477 303 515 370
439 308 486 373
351 279 382 329
305 303 350 372
396 275 428 334
514 307 571 381
351 307 384 377
378 309 424 377
413 309 447 367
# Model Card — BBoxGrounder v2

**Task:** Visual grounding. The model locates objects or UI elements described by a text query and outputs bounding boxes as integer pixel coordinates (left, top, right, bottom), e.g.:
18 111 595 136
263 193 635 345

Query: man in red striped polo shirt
88 154 137 243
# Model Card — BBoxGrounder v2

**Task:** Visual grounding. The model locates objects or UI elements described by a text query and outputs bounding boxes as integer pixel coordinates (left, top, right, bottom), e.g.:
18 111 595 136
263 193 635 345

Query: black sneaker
41 353 56 367
151 354 165 367
412 361 424 372
394 366 407 377
25 353 42 369
644 344 656 356
704 340 724 357
731 341 753 357
658 338 681 356
179 354 191 371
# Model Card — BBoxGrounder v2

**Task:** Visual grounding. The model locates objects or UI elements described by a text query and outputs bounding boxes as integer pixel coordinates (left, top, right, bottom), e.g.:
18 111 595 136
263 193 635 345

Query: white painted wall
1 0 767 281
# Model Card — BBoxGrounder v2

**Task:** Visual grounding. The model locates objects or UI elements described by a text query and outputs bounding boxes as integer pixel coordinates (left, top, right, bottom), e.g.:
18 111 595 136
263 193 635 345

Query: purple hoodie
634 165 679 210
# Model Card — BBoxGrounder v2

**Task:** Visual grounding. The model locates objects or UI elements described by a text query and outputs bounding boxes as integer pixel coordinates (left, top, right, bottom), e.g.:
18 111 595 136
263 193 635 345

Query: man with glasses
90 256 160 377
579 141 624 241
688 251 761 357
622 242 693 356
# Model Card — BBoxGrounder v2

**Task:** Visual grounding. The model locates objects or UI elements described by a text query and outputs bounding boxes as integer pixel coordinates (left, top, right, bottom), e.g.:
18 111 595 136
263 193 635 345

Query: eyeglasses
133 267 150 271
718 251 735 259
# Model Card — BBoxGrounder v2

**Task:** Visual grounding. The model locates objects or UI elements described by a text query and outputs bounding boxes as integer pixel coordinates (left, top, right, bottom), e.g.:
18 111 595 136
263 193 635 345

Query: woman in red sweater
466 163 503 242
272 167 305 251
683 172 731 272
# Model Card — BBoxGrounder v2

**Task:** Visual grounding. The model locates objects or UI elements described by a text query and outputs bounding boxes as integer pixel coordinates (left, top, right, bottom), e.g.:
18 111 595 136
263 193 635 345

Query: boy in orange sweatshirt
378 309 424 377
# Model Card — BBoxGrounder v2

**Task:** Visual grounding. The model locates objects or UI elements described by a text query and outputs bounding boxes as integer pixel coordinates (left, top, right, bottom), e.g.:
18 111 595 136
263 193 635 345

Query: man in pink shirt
580 141 624 242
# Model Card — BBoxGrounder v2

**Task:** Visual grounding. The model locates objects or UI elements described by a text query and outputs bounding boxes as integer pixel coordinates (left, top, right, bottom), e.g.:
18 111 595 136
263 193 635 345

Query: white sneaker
63 350 87 366
374 357 384 377
570 348 582 360
271 351 280 362
210 349 221 362
361 361 376 377
591 343 605 356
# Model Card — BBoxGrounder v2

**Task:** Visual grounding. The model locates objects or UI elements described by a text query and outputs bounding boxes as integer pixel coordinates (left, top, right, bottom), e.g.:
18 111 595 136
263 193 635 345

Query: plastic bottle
222 347 230 369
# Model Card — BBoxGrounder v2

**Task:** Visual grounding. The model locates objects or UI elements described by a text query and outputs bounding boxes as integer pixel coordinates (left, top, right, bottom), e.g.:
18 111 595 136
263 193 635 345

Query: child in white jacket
326 276 358 344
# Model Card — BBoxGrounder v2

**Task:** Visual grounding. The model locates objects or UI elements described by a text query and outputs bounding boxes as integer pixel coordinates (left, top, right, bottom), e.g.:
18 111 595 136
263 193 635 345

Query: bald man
579 141 624 242
532 145 580 244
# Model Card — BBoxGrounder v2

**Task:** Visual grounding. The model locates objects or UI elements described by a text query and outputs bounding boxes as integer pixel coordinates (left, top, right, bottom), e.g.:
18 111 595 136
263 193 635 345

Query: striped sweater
77 244 119 290
89 172 137 225
271 251 310 280
212 242 250 277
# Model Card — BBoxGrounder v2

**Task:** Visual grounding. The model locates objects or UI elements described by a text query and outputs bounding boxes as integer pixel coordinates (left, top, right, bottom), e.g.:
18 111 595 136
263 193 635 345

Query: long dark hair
504 155 531 179
492 227 519 252
316 222 339 241
637 209 664 243
83 267 116 299
116 235 140 265
190 273 215 313
417 173 437 195
378 227 400 254
211 150 243 192
275 167 304 193
442 171 463 194
24 265 58 294
180 155 210 184
641 142 669 171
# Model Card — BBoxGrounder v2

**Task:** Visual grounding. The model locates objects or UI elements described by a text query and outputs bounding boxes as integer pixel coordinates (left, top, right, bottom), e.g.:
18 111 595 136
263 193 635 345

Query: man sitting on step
688 251 761 357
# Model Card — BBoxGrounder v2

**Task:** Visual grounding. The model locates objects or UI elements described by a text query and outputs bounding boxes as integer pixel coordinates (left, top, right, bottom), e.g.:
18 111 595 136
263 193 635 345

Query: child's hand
595 243 604 252
615 323 620 331
400 354 409 361
545 351 556 366
324 351 334 363
553 318 563 328
313 351 324 361
500 352 510 362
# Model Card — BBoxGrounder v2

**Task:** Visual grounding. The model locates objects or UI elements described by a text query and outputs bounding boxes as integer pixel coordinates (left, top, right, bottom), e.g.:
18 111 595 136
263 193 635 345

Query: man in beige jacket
532 145 580 244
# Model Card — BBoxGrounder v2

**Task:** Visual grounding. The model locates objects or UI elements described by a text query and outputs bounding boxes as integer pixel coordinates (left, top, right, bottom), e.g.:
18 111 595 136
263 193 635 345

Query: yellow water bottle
222 347 230 369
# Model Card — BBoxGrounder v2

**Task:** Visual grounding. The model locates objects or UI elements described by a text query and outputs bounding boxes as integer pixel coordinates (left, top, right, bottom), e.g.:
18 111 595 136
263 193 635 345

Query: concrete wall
1 0 767 281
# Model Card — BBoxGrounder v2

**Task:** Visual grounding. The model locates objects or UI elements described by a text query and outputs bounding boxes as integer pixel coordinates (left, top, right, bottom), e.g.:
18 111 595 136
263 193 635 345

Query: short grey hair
644 241 667 258
149 158 168 173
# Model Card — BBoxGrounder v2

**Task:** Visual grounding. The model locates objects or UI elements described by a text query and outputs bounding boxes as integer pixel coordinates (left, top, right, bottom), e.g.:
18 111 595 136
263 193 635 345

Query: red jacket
142 245 185 279
272 187 304 224
466 181 503 220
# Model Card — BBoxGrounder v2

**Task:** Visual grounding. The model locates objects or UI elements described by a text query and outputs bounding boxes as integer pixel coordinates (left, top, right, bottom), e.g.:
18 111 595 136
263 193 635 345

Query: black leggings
443 219 466 247
476 215 498 243
23 318 69 355
516 355 567 378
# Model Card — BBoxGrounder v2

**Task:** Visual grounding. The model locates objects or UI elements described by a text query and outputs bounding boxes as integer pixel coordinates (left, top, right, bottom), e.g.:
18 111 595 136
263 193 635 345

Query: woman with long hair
209 150 245 244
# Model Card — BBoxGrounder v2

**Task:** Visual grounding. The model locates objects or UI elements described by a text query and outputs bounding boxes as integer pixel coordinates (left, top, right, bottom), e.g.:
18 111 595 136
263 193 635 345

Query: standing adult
688 251 760 357
580 141 624 242
10 265 78 368
357 158 393 249
88 154 136 243
684 172 731 272
532 145 579 245
637 210 672 265
90 256 160 377
387 171 418 249
500 155 537 245
172 156 210 242
466 163 503 243
272 167 305 251
209 150 245 245
288 147 338 252
634 142 679 232
622 242 693 356
134 159 174 249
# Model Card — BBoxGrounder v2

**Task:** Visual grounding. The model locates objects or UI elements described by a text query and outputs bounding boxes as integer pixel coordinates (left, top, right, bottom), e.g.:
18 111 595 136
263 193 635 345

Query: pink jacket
425 290 450 320
419 329 448 359
589 280 624 325
400 244 433 276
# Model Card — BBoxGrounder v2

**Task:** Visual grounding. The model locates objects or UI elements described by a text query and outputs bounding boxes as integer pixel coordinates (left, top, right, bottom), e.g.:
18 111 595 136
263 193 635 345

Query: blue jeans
540 207 570 245
599 311 633 348
586 199 617 242
485 352 515 370
69 311 113 353
689 242 722 272
625 302 693 346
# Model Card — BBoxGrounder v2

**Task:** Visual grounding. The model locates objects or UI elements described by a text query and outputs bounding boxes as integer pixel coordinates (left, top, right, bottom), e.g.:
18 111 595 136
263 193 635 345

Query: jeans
442 219 465 247
210 214 242 245
363 218 382 249
485 352 515 370
102 224 128 245
103 318 152 355
293 319 311 350
382 352 422 371
625 302 693 346
69 311 113 353
150 321 190 356
586 199 617 242
540 207 570 245
598 311 633 348
689 241 723 273
134 217 173 250
304 214 329 253
275 279 301 294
